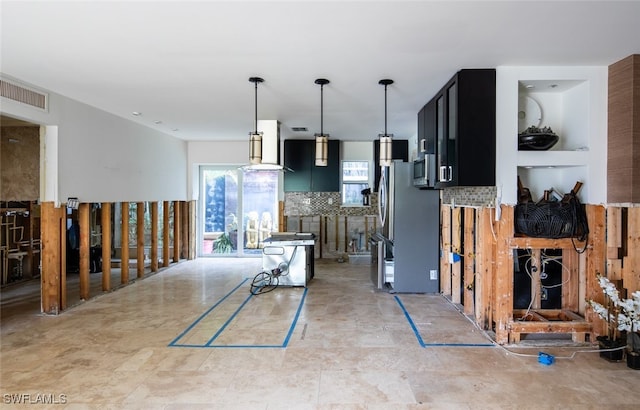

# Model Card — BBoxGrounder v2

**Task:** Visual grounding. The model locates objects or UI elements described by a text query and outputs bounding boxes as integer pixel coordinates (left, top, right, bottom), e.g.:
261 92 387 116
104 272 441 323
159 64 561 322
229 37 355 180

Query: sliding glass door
200 166 279 257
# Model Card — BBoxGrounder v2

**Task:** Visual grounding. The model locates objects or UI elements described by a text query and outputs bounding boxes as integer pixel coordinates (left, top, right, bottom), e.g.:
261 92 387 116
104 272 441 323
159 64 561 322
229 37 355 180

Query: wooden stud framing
623 207 640 293
151 201 158 272
440 204 452 297
121 202 130 284
181 201 189 259
451 207 462 304
79 203 90 300
163 201 170 267
136 202 145 278
494 204 514 345
530 249 541 310
475 207 494 330
173 201 180 263
101 202 111 291
586 205 607 336
40 202 63 314
463 207 475 315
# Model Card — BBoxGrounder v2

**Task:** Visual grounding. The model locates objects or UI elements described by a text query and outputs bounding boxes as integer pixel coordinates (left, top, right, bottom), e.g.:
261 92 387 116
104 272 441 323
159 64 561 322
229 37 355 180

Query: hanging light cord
383 83 388 135
320 82 324 135
253 80 258 134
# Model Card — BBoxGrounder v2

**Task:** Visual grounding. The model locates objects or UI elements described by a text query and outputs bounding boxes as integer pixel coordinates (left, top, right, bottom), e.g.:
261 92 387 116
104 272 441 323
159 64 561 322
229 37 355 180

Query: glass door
199 166 279 257
241 169 279 255
201 167 239 256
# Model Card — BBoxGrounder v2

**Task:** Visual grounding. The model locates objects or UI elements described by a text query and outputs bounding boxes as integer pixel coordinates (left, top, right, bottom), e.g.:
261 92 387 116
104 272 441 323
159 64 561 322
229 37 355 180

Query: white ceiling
2 1 639 142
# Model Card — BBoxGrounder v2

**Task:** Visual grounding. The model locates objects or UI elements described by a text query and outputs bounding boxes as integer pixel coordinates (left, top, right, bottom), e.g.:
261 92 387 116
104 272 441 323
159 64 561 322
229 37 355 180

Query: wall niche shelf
496 66 607 205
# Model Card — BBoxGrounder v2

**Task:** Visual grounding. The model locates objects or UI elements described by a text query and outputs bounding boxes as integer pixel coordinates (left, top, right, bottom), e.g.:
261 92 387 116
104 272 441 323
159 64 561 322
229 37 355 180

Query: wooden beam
623 206 640 293
121 202 129 284
463 207 475 315
494 204 514 345
440 204 452 297
162 201 170 267
173 201 180 263
137 202 145 278
530 249 541 310
101 202 111 291
586 204 607 337
475 207 494 330
562 247 579 312
181 201 189 259
40 202 62 314
510 237 578 249
151 201 158 272
79 203 90 300
451 207 462 304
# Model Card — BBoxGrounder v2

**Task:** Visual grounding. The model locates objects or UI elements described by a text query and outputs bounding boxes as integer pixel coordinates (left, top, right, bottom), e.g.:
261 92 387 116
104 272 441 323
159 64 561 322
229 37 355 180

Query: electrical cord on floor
440 293 626 360
249 246 297 295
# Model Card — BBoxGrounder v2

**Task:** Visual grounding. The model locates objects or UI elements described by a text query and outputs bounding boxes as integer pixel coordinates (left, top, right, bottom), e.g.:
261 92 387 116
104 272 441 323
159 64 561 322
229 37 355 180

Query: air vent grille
0 78 48 111
291 127 308 132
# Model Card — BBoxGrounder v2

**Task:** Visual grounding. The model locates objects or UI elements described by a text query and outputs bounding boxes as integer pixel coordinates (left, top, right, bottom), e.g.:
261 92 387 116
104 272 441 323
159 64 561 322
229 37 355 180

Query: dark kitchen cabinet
417 100 436 155
373 139 408 191
430 69 495 188
284 139 340 192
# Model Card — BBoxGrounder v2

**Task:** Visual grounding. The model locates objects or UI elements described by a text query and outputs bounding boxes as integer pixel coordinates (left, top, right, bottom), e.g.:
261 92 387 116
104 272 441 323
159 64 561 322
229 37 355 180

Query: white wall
187 140 247 200
2 79 188 203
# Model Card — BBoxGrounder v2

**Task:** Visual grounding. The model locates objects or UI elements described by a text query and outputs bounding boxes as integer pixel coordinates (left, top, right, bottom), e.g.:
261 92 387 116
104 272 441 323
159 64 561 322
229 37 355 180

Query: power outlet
303 198 311 205
429 269 438 280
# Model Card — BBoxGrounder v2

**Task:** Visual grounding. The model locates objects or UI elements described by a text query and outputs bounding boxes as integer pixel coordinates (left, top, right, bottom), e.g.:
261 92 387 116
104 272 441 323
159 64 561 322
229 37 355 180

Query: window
342 160 370 206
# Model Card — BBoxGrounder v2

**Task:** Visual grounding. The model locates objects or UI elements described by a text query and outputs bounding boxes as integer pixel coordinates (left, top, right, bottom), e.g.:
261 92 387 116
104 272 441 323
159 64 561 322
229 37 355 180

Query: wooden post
530 249 541 309
475 207 494 330
586 204 607 336
623 207 640 293
173 201 180 263
181 201 189 259
121 202 129 284
79 203 90 300
562 248 580 312
137 202 145 278
101 202 111 291
151 201 158 272
495 204 514 345
440 204 452 297
463 207 475 315
451 206 462 304
40 202 63 314
163 201 170 267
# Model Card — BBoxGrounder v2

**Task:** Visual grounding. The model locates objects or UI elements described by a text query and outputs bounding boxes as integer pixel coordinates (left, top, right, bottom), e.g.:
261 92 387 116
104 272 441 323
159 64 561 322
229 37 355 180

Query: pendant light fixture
314 78 330 166
249 77 264 165
378 79 394 167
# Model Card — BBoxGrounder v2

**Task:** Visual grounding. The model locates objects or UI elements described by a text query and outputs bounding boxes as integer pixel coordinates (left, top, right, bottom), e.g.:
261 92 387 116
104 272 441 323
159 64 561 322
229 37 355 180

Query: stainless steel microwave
412 154 435 188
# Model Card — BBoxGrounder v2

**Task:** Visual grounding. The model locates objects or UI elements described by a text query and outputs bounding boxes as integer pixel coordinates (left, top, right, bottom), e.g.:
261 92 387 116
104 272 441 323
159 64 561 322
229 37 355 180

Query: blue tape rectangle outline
394 295 494 348
169 279 308 349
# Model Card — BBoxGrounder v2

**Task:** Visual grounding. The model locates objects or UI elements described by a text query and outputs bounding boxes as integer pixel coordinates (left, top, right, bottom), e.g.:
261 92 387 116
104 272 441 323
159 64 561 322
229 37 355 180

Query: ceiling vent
291 127 308 132
0 78 48 111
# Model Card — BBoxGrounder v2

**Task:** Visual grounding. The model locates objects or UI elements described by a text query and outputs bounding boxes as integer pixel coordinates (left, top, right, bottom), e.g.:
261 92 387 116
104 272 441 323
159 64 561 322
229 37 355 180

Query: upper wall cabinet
284 139 340 192
495 66 608 205
425 69 496 189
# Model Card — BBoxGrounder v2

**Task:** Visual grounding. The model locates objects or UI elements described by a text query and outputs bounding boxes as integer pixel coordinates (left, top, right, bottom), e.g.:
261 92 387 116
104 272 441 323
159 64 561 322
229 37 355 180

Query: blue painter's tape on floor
169 281 308 349
394 295 494 348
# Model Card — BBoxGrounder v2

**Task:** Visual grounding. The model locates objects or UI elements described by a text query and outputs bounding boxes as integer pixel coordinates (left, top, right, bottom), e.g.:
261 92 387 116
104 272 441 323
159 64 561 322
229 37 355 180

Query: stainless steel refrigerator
377 160 440 293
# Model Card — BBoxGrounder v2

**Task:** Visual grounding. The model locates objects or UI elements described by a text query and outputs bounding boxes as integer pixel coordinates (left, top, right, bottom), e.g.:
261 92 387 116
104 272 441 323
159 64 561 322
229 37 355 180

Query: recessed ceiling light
132 111 142 116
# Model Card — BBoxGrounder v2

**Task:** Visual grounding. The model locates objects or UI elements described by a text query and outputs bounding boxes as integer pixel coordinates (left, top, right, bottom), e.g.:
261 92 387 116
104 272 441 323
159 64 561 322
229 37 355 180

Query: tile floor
1 258 639 409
